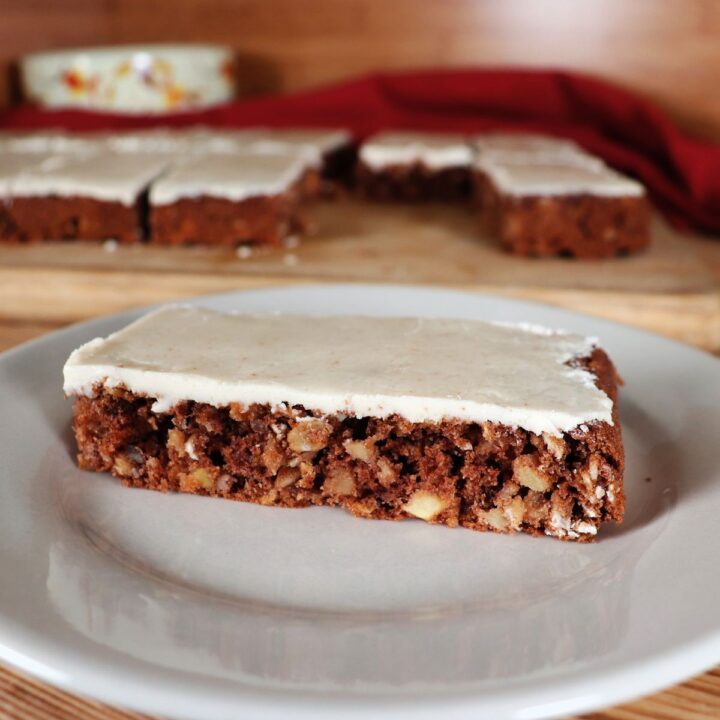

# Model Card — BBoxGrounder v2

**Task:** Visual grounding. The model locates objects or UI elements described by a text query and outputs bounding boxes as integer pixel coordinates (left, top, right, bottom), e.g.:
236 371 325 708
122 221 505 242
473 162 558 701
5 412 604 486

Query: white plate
1 284 719 720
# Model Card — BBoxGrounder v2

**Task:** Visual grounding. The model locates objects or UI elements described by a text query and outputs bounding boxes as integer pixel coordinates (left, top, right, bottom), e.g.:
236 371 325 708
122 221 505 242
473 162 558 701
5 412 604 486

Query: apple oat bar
64 307 625 541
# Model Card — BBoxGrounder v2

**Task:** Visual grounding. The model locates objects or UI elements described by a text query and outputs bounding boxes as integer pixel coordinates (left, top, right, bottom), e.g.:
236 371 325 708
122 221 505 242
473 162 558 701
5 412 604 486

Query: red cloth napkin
3 68 719 234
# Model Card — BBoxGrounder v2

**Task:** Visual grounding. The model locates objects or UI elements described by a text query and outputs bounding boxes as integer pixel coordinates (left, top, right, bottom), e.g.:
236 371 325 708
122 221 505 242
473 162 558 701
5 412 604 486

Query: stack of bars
0 128 354 246
0 127 650 257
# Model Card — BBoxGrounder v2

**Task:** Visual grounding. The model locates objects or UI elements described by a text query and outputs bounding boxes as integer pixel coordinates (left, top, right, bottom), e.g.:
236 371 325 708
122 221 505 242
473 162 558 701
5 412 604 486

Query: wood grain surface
1 200 719 351
2 662 720 720
3 0 720 139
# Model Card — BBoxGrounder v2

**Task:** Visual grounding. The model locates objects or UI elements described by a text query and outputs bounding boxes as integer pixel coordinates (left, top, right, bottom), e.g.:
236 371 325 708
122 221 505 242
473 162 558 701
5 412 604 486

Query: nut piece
402 491 448 521
480 507 510 531
513 455 552 492
299 460 316 485
167 429 186 456
505 496 525 528
276 466 300 489
262 438 285 475
523 490 548 525
179 467 214 492
259 489 278 505
193 467 214 489
481 422 499 442
579 454 601 490
376 457 396 486
113 454 136 478
216 474 235 493
324 467 356 496
587 454 600 481
496 480 520 504
228 403 248 421
287 419 331 453
343 439 375 463
542 433 566 461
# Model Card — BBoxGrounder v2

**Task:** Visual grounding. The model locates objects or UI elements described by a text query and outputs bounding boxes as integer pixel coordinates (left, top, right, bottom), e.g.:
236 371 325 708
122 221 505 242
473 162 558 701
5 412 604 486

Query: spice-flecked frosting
63 306 614 435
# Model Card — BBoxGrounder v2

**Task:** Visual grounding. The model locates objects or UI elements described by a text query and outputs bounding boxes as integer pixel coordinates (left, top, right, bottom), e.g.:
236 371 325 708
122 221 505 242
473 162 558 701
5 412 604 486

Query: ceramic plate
1 284 719 720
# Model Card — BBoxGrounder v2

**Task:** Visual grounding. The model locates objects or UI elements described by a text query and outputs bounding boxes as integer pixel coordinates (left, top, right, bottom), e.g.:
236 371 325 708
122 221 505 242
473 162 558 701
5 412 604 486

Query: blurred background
1 0 719 138
0 0 718 351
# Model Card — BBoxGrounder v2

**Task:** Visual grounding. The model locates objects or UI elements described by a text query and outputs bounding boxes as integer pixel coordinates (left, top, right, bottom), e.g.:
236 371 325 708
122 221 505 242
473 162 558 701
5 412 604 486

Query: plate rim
1 282 719 720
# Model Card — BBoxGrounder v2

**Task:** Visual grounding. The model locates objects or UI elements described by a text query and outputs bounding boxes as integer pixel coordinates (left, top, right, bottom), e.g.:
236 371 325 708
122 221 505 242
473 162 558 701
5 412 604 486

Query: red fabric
2 68 719 234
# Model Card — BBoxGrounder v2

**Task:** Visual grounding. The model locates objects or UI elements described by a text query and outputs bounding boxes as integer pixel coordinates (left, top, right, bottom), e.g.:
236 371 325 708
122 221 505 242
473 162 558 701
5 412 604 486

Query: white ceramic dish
0 284 718 720
20 44 235 113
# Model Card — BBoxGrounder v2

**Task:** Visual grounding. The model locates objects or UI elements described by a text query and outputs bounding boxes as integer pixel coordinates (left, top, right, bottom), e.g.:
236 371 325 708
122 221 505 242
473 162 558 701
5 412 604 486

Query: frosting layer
473 133 604 168
0 152 62 194
149 151 308 204
246 128 352 167
104 128 350 165
477 160 645 197
0 131 106 155
10 153 172 205
105 128 262 155
360 132 473 170
63 306 614 434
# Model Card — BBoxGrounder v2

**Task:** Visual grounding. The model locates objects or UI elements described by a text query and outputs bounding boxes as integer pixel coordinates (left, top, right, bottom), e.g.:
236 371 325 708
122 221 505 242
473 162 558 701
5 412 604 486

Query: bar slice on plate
63 306 625 541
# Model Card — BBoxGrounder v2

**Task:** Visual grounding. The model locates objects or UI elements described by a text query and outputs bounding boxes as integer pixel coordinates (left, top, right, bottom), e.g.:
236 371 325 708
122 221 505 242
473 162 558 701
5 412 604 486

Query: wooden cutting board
1 198 719 350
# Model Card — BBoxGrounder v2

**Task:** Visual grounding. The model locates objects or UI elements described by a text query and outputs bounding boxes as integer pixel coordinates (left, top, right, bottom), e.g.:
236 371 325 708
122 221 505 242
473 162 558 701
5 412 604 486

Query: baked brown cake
5 152 171 243
0 128 353 245
474 159 650 258
64 307 625 541
0 128 653 254
0 152 58 241
149 152 307 246
356 131 473 201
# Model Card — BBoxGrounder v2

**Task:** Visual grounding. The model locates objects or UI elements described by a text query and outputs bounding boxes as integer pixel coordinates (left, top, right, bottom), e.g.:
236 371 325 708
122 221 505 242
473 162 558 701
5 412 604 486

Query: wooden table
1 200 719 719
1 200 719 350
